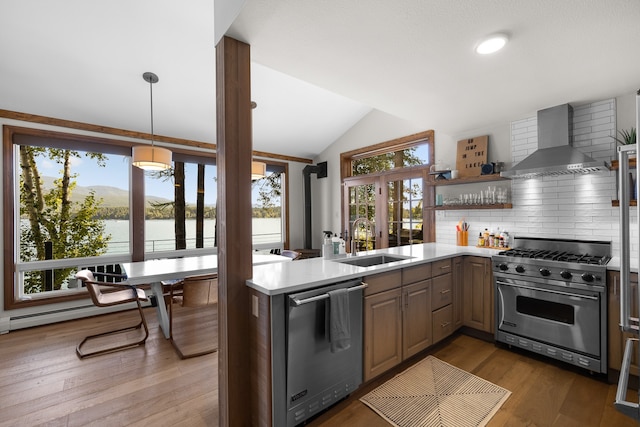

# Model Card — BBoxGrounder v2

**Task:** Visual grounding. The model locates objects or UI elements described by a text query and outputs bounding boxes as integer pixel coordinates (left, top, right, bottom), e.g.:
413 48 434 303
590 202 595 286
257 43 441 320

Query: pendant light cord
149 77 154 147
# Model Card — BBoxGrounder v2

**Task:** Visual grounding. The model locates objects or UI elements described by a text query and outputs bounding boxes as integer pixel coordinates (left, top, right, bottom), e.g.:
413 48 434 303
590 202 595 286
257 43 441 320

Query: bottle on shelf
478 232 485 246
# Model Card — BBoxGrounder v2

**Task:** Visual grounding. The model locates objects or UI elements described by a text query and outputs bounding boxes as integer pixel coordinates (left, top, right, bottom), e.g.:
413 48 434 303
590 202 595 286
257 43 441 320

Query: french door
343 169 433 251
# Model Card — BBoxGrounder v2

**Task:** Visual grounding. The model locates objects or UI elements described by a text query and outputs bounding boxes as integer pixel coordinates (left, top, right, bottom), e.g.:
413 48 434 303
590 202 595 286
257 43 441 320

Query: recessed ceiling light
475 33 508 55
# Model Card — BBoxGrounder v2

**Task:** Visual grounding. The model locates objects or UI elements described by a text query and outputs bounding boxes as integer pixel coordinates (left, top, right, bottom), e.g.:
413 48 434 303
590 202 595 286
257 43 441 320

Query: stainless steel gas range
493 236 611 373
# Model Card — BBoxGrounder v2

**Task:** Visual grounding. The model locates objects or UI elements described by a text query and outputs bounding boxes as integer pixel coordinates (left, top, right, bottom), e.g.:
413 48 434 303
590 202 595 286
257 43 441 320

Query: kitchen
2 1 640 426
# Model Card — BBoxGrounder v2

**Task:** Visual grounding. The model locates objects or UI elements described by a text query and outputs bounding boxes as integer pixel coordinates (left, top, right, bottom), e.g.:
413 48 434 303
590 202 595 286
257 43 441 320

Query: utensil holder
456 230 468 246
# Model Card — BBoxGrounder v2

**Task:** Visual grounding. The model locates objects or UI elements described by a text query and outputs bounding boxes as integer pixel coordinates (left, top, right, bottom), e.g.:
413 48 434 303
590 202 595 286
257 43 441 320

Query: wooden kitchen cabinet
364 287 403 382
608 271 639 376
402 280 432 359
452 257 464 328
463 256 494 333
363 266 433 382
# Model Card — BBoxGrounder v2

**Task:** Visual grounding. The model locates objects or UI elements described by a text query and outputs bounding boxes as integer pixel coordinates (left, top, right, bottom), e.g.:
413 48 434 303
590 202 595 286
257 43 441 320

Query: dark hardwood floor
0 308 637 426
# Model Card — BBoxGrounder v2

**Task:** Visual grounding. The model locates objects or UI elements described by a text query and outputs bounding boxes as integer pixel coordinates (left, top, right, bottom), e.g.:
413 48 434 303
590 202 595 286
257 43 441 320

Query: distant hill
41 176 172 207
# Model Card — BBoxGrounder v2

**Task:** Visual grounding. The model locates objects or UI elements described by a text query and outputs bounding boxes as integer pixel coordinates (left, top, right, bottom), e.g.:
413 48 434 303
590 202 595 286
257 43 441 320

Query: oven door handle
615 338 640 420
496 280 599 301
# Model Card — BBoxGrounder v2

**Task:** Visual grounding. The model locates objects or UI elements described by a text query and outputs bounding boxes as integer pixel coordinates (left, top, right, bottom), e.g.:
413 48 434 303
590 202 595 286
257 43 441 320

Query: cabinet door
463 256 493 333
364 288 403 381
431 273 452 311
608 271 639 375
432 258 452 277
432 305 453 344
402 280 432 359
452 257 464 328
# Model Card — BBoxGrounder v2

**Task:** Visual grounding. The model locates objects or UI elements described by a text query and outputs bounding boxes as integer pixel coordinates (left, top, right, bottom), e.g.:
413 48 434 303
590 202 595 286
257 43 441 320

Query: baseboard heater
5 301 148 333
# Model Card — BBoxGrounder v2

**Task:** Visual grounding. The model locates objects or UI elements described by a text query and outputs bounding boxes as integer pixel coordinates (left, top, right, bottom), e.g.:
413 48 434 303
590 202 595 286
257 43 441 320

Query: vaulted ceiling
2 1 639 160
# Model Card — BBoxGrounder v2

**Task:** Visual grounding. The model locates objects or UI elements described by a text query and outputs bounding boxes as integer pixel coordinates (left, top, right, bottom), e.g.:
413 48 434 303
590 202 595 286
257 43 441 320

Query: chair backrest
182 274 218 308
280 250 302 260
75 269 103 306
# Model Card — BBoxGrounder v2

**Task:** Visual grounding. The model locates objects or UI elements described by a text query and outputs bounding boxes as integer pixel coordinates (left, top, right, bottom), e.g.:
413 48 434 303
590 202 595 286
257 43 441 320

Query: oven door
496 278 601 357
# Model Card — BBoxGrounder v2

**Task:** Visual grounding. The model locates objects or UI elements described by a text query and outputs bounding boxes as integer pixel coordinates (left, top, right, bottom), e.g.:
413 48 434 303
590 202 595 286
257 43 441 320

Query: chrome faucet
351 217 375 255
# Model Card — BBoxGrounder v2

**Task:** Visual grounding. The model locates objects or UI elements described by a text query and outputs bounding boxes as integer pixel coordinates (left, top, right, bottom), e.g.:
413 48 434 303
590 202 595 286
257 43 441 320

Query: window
341 131 434 249
4 126 289 309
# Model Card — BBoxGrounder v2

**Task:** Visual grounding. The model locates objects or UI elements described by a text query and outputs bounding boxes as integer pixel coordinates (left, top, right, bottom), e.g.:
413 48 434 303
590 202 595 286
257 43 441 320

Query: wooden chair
168 274 218 359
280 250 302 260
74 269 149 359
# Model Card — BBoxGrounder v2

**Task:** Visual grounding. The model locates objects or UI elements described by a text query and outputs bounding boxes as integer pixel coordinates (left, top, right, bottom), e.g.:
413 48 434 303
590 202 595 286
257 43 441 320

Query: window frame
3 125 290 309
340 130 435 248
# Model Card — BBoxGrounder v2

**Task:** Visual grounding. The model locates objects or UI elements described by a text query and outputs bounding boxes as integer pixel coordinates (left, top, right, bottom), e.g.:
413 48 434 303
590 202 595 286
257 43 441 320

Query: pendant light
132 72 172 170
251 161 267 180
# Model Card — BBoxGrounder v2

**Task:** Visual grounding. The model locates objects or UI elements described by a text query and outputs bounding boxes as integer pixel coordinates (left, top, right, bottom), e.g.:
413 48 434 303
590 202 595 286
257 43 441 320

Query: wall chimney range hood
500 104 609 179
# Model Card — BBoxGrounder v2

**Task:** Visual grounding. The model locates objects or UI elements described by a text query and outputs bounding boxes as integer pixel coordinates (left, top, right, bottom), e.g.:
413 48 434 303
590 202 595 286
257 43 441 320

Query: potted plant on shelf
614 127 637 145
610 127 637 170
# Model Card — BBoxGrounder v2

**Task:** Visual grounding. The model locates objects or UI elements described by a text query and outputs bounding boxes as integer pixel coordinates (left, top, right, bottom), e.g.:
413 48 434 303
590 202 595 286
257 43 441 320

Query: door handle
615 338 640 420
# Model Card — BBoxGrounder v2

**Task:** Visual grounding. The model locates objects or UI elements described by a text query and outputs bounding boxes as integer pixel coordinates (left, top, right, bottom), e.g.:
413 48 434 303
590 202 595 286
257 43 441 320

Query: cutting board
456 135 488 177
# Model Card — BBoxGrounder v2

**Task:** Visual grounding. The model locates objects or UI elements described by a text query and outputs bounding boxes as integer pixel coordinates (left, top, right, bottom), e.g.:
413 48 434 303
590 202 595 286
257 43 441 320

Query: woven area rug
360 356 511 427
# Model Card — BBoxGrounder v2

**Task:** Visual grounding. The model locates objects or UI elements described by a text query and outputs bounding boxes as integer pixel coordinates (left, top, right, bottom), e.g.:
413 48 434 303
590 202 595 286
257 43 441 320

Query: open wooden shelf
429 174 509 186
429 203 513 211
611 200 637 207
610 158 637 170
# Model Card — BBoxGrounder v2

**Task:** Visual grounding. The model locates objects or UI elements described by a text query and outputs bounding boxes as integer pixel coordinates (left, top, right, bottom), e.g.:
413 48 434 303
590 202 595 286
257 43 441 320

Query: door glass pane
347 183 376 251
387 177 423 247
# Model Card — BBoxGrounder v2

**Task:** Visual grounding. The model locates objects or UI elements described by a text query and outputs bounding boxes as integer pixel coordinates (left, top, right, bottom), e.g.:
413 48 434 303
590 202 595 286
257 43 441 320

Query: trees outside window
4 126 289 309
341 131 434 249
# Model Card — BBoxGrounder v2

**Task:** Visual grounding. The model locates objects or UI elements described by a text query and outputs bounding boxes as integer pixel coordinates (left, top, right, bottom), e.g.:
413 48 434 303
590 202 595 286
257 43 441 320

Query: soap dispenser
322 231 334 259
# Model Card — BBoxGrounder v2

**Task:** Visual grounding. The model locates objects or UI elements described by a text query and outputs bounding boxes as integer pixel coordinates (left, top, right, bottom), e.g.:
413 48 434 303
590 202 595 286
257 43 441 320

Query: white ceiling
1 1 639 160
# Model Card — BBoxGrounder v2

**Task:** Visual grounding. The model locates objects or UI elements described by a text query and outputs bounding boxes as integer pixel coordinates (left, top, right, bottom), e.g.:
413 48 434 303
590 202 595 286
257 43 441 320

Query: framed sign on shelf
456 135 488 177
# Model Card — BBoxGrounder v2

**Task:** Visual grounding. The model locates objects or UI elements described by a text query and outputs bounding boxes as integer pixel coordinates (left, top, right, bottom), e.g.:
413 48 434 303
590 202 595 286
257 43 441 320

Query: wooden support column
215 36 254 426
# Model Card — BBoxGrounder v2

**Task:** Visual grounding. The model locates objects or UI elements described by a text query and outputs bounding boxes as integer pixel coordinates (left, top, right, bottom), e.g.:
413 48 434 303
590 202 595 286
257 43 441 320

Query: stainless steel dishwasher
285 278 365 427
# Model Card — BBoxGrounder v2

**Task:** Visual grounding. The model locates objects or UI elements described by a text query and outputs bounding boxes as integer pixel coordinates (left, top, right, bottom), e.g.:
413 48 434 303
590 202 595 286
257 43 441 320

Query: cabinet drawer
431 273 452 311
432 259 452 277
364 270 402 296
432 305 453 344
402 263 432 285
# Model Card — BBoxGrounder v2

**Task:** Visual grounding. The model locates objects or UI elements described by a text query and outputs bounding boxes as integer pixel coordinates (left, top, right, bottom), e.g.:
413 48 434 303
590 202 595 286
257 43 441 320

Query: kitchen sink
333 254 413 267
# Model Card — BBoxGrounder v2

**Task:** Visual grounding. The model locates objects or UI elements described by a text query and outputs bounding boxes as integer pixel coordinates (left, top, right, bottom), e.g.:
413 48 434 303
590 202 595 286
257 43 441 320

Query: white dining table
120 253 291 338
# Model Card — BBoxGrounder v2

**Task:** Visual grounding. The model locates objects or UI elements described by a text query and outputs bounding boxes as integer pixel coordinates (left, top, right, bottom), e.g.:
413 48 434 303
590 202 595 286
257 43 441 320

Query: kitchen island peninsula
246 242 499 426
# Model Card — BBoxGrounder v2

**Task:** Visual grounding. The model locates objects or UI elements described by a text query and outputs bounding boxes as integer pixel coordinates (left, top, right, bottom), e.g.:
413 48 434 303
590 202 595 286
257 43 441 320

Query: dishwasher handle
291 282 368 306
615 337 640 420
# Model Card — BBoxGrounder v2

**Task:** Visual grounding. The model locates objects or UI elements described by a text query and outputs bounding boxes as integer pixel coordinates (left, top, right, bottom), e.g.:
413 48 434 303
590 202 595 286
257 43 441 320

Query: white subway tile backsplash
435 98 626 257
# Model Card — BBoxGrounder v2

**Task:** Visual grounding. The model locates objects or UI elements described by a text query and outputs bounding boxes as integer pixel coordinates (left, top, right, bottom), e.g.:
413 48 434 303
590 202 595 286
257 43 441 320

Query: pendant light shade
251 161 267 180
132 72 172 171
132 146 173 171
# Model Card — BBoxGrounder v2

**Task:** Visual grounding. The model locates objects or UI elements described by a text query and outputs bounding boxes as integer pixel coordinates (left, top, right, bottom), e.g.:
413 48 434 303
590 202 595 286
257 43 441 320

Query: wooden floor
0 309 638 427
0 306 218 427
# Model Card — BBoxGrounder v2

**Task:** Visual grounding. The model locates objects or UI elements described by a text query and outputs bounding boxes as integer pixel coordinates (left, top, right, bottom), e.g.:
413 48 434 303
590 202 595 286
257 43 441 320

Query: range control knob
515 265 525 273
560 271 573 280
539 268 551 277
581 273 595 283
499 263 509 271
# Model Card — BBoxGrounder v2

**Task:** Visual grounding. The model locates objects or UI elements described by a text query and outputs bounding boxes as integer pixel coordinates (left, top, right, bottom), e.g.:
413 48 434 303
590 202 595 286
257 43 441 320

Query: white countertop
604 256 639 273
122 253 291 285
247 243 501 296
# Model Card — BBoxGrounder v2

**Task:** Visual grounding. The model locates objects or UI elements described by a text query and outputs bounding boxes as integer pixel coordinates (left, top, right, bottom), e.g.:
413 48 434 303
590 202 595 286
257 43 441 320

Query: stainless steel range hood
500 104 609 179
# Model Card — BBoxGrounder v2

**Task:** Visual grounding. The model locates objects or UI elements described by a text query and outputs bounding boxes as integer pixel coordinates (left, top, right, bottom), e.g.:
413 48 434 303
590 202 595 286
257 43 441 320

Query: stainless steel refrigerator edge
615 88 640 420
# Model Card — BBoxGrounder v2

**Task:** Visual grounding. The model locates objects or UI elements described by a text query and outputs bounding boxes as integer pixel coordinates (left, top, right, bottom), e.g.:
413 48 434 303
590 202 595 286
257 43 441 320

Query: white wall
435 94 637 259
311 109 424 249
313 91 637 260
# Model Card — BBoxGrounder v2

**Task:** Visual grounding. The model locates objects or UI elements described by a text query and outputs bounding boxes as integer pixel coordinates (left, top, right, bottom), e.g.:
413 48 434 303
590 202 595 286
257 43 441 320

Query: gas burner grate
497 248 610 265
